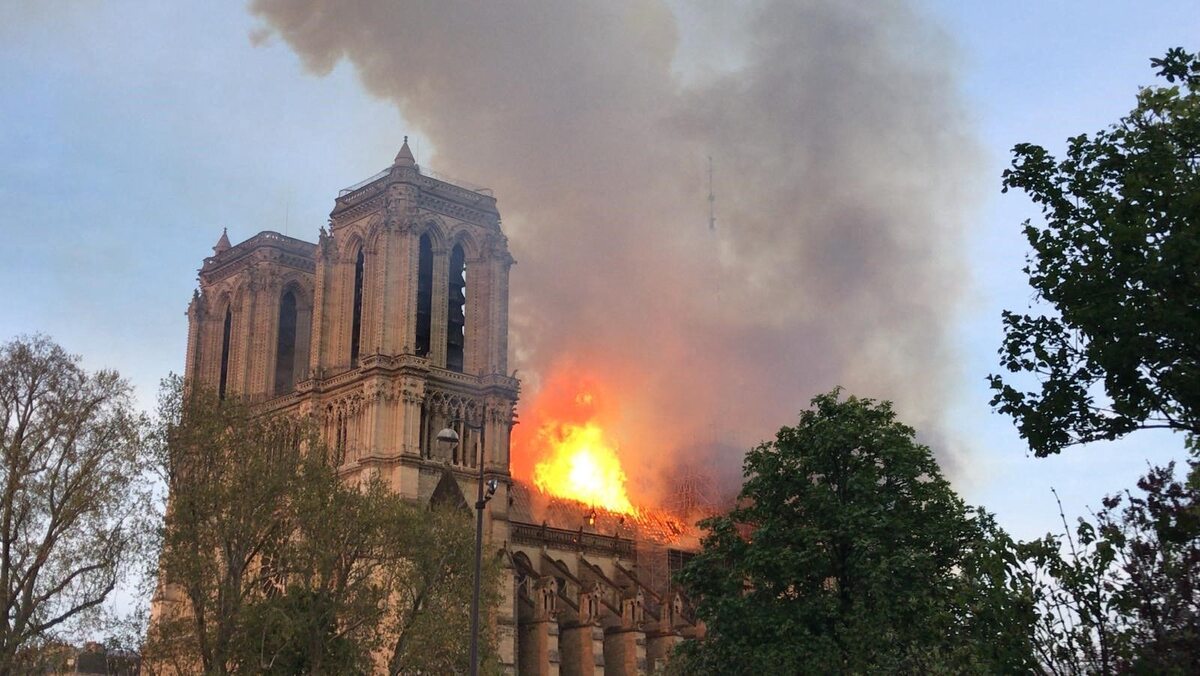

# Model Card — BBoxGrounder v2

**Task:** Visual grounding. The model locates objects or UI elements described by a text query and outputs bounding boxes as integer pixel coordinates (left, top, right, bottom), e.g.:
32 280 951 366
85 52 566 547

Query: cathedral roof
507 480 698 547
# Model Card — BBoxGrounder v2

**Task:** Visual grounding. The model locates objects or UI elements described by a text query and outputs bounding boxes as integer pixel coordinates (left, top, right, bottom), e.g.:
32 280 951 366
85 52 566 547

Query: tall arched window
350 249 364 367
218 307 232 400
446 243 466 372
274 290 298 395
415 234 433 357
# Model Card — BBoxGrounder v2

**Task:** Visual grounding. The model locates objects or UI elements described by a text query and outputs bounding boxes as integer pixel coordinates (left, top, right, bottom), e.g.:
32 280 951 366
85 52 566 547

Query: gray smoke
250 0 980 503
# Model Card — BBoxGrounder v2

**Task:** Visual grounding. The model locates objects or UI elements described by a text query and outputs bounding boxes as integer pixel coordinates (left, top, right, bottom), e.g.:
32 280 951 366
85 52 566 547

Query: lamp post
436 416 498 676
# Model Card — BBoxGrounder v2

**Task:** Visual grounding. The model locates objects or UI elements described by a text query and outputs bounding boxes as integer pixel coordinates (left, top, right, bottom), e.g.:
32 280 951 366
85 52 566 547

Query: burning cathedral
179 141 702 674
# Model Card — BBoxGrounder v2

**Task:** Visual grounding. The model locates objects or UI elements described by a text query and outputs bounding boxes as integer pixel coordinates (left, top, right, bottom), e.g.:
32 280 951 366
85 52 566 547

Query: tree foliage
674 390 1037 674
385 506 500 676
0 335 150 672
145 379 498 674
1021 460 1200 674
146 379 317 674
991 47 1200 456
988 47 1200 674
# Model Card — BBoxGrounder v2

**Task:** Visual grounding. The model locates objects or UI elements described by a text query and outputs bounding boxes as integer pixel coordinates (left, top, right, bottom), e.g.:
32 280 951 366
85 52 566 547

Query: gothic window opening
218 307 232 400
415 233 433 357
274 290 298 395
350 249 365 367
446 243 466 372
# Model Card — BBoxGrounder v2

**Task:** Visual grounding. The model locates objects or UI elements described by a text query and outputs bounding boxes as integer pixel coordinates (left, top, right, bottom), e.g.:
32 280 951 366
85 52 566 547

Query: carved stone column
519 577 562 676
465 252 488 376
492 244 514 376
184 290 203 385
309 226 333 377
559 587 605 676
381 182 418 356
603 592 647 676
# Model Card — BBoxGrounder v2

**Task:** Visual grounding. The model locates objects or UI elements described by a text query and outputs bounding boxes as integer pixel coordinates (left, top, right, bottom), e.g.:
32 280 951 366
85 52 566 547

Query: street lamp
437 416 498 676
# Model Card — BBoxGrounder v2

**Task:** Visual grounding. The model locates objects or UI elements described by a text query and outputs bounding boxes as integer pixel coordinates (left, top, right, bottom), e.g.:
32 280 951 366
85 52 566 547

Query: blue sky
930 1 1198 537
1 1 1197 542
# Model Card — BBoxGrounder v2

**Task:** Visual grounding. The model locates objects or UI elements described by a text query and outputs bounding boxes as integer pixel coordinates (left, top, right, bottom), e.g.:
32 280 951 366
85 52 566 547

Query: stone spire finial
213 227 231 255
393 135 416 167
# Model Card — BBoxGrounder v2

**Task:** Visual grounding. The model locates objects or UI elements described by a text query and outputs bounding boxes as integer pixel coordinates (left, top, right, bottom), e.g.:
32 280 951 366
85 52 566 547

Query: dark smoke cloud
250 0 981 503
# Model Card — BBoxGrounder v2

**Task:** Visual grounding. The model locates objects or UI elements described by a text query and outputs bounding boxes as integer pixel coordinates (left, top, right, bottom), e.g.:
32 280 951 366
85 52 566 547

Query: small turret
393 135 416 167
212 227 231 255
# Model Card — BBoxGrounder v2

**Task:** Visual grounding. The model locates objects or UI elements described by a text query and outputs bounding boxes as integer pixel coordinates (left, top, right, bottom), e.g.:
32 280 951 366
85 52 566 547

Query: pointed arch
338 229 366 262
350 247 365 367
334 230 368 370
446 241 467 372
430 469 469 512
274 289 297 395
415 216 449 249
273 279 313 395
444 227 480 260
218 304 232 400
364 214 386 252
217 283 245 400
415 232 434 357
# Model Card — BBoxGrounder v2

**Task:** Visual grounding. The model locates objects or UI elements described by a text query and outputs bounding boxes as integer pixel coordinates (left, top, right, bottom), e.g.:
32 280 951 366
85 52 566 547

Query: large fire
531 419 638 515
515 371 640 515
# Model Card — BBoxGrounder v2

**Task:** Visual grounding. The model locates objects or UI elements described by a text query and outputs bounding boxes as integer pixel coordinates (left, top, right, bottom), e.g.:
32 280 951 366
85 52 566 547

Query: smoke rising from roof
250 0 981 503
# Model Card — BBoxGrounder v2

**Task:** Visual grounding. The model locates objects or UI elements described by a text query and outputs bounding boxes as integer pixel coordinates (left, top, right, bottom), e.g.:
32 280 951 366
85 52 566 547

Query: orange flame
531 420 638 515
515 369 640 515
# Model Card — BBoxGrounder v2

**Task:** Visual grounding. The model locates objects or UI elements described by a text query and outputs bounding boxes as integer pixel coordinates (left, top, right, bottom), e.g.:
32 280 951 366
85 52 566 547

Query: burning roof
508 480 699 548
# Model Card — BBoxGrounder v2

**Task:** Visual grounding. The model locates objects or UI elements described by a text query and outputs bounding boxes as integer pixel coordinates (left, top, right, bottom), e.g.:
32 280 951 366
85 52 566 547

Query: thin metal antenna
707 153 721 454
708 155 716 232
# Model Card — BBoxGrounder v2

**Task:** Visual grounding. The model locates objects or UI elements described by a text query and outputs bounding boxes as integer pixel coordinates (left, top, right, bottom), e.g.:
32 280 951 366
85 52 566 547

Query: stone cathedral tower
180 142 700 675
185 139 519 504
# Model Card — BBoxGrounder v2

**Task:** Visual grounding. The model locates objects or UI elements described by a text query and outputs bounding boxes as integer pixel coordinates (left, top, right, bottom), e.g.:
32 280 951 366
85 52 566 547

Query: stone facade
179 142 699 674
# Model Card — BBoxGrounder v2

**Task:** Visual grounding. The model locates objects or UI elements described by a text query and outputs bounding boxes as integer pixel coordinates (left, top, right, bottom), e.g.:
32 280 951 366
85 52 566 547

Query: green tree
674 390 1037 674
144 379 497 674
989 47 1200 674
145 380 314 674
1020 460 1200 674
225 455 400 675
384 505 501 676
991 47 1200 457
0 335 150 673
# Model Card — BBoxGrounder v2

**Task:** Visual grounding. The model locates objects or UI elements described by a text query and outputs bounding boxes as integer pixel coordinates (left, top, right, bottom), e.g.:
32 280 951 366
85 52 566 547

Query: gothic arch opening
430 469 469 512
218 306 232 400
415 233 433 357
273 283 313 395
274 290 298 395
446 243 466 372
350 248 365 367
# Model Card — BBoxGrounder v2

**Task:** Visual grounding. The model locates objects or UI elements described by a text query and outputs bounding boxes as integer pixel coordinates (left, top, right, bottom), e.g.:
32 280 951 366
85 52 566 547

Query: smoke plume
250 0 980 504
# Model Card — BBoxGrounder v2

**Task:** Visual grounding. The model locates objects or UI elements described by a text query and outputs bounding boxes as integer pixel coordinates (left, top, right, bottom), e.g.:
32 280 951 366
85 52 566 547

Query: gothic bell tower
184 138 519 506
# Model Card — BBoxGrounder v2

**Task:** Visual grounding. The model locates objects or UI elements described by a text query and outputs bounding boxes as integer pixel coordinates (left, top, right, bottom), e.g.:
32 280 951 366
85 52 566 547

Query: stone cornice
200 231 316 283
330 164 500 230
255 354 518 406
